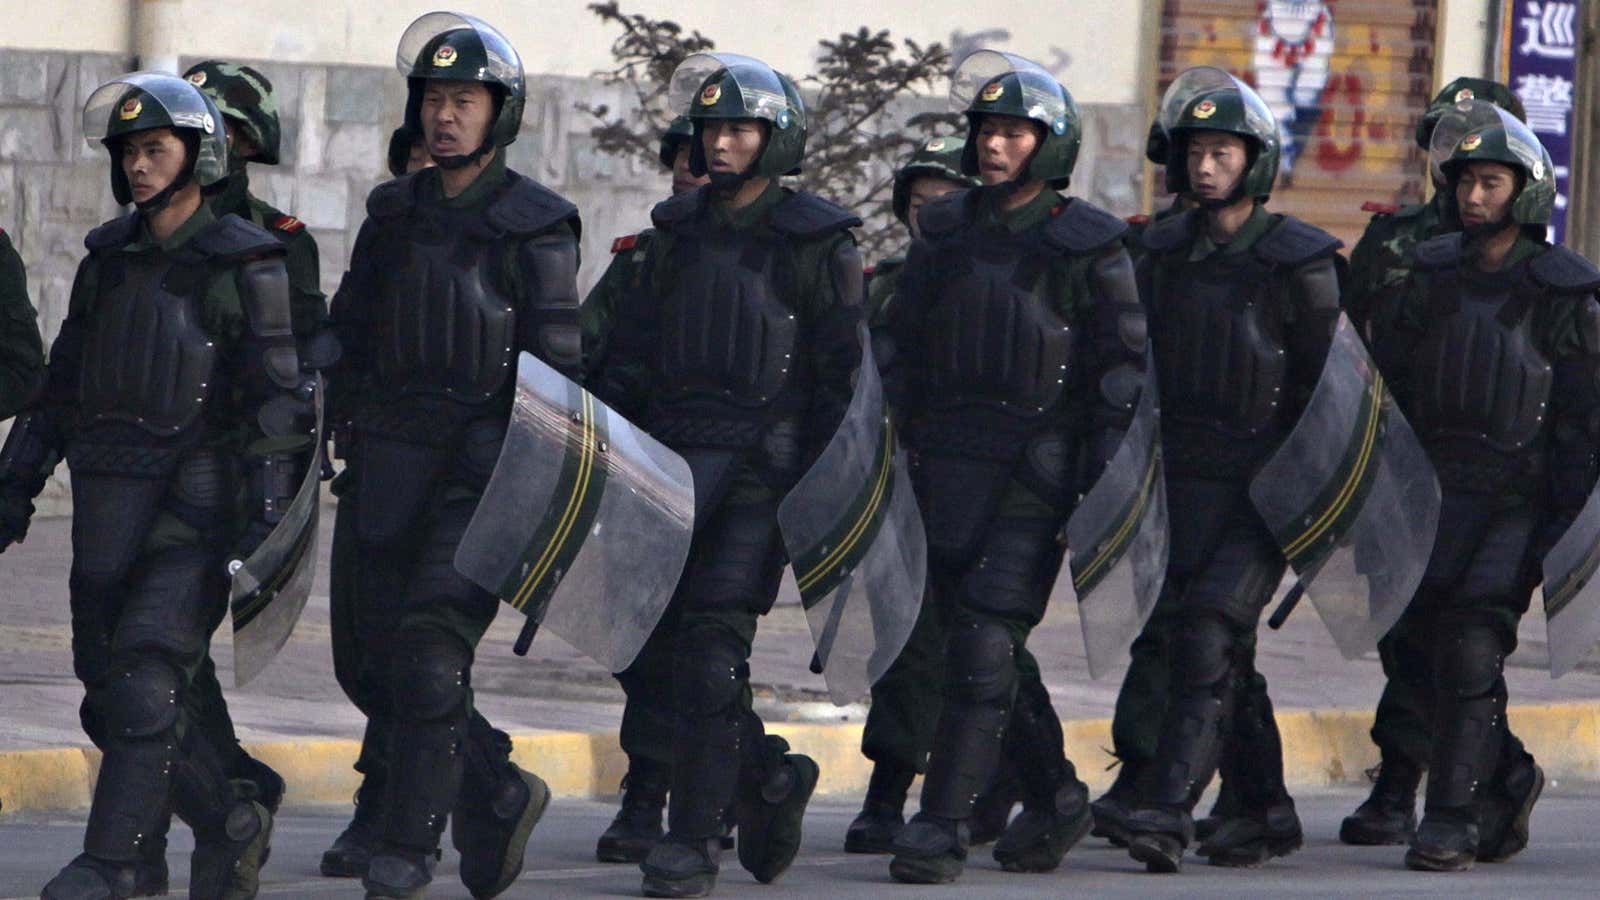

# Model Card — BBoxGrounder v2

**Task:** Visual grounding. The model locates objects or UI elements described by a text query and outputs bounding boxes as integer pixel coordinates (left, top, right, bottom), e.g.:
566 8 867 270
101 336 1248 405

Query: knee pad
100 658 181 739
673 627 747 718
945 620 1017 706
393 633 472 720
1436 625 1505 700
1171 614 1234 690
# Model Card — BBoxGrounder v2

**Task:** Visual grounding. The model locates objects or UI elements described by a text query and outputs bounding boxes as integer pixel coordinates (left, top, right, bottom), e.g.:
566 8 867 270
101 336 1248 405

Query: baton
513 617 540 656
1267 581 1307 630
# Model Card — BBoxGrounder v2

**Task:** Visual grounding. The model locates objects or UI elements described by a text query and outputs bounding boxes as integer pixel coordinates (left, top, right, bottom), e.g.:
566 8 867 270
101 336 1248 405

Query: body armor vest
657 231 798 408
79 254 218 436
1152 252 1288 438
922 234 1073 415
1410 272 1552 455
372 207 516 403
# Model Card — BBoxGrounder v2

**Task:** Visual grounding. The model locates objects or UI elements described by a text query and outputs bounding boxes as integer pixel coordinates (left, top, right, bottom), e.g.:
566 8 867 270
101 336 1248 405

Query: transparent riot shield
229 377 324 687
1249 314 1440 659
1060 370 1167 679
1541 484 1600 677
454 352 695 673
778 335 925 705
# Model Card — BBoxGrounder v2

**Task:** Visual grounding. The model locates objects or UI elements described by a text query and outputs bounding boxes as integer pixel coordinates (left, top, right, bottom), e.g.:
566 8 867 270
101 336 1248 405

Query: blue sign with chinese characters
1505 1 1578 243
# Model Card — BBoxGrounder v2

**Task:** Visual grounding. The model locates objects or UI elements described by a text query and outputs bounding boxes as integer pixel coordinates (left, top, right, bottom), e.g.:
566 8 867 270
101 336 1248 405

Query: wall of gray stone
0 47 1145 512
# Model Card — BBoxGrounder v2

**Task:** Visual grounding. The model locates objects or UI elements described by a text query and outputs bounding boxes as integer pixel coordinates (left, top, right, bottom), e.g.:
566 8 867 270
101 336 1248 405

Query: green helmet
1434 100 1556 227
1160 66 1281 200
82 71 229 206
658 115 694 170
396 12 525 161
182 60 281 166
1415 77 1526 150
669 52 806 181
949 50 1081 188
891 136 975 224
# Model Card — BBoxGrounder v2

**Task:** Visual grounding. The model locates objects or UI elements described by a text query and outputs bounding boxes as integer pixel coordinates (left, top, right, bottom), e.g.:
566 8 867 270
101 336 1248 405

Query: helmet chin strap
1462 213 1516 241
430 140 493 171
133 166 195 215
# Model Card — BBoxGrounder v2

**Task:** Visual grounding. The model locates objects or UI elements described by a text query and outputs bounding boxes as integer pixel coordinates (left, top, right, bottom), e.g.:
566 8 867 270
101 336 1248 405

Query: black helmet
658 115 694 170
1159 66 1281 201
82 71 229 208
669 52 806 184
950 50 1081 188
1433 100 1556 227
396 12 525 168
387 123 424 177
891 136 975 224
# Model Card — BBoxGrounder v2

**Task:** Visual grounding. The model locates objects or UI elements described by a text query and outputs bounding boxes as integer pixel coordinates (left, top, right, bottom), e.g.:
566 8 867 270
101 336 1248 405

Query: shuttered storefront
1156 0 1439 246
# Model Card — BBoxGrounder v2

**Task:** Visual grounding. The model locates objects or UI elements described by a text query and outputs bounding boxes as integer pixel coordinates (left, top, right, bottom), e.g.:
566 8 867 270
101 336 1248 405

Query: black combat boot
640 835 721 898
735 736 819 883
598 767 670 863
453 721 551 898
888 813 968 884
362 846 438 900
41 855 141 900
321 778 386 877
968 767 1023 846
1090 759 1142 847
1477 754 1544 863
1406 683 1504 873
1197 796 1302 867
189 801 274 900
844 763 913 854
1340 757 1421 846
1193 770 1240 843
992 779 1092 873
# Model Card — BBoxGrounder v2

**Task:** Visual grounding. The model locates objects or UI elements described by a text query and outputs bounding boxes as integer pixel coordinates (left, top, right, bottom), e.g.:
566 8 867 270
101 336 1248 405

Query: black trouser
614 497 791 840
918 517 1079 820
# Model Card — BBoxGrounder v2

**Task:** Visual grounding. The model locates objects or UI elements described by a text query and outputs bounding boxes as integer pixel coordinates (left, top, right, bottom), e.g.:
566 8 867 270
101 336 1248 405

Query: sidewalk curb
4 701 1599 816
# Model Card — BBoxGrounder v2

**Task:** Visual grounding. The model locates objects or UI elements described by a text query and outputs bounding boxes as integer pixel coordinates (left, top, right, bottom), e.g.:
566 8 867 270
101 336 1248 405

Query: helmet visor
950 50 1060 115
669 52 793 124
83 72 218 145
396 11 521 85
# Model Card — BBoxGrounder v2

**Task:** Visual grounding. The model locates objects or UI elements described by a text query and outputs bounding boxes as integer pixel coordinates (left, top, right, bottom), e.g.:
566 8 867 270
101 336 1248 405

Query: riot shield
1249 314 1440 659
778 334 925 705
1541 484 1600 677
229 377 324 687
1060 370 1167 679
454 352 695 673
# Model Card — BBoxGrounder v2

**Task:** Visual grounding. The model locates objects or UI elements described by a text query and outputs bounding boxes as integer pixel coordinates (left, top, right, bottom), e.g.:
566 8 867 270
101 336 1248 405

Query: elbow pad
240 258 302 390
519 235 582 372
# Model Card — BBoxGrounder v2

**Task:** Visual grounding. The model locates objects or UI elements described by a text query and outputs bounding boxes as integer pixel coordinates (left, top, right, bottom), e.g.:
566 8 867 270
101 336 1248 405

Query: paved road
3 787 1597 898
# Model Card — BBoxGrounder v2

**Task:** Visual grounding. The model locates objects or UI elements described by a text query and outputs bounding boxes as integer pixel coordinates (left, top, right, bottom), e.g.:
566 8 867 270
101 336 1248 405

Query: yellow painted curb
4 701 1600 816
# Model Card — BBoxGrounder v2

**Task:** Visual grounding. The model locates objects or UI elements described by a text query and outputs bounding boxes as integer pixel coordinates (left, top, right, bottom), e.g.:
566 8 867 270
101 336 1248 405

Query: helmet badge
700 82 722 106
433 45 458 67
925 138 946 152
1460 133 1483 151
979 81 1005 102
1192 99 1217 120
1532 160 1545 181
186 71 207 87
1454 87 1475 102
119 98 143 121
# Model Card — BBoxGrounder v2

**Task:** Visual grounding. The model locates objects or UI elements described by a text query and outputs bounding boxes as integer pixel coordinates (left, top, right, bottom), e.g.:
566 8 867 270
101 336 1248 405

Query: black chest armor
363 170 579 405
79 221 221 437
1410 243 1552 456
1151 249 1287 438
657 229 799 408
920 228 1073 415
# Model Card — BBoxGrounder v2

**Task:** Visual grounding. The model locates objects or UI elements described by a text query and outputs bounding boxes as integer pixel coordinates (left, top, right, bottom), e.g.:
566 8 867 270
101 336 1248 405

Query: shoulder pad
1412 233 1465 271
1361 201 1399 216
650 188 705 230
190 214 283 261
1253 215 1342 267
1529 245 1600 293
487 172 580 238
1043 198 1127 253
270 214 306 234
1139 208 1194 253
769 191 862 239
916 190 971 239
366 173 419 221
84 215 138 252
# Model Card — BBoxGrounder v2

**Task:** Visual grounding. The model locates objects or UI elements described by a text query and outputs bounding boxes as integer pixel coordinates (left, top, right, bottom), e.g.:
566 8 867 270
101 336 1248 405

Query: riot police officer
0 224 43 419
1364 103 1596 872
1121 67 1342 873
1340 78 1529 849
584 52 863 897
881 51 1146 884
1 71 313 900
323 13 581 898
582 116 716 865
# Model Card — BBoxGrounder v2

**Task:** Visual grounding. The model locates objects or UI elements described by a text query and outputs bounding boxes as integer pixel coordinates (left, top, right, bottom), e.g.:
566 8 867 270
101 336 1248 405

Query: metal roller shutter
1156 0 1439 246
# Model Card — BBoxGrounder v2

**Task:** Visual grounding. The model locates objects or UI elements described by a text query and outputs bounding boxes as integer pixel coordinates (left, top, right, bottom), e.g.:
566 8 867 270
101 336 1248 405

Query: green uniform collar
708 179 784 231
420 150 510 210
976 185 1062 234
131 201 218 254
211 170 254 221
1188 202 1273 260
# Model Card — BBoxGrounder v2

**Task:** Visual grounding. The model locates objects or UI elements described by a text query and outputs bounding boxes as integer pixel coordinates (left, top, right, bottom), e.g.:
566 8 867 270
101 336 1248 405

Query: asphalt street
2 787 1598 898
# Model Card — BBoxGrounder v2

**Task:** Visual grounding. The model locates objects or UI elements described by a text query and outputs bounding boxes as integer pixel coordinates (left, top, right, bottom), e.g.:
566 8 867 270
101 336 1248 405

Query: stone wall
0 47 1145 511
